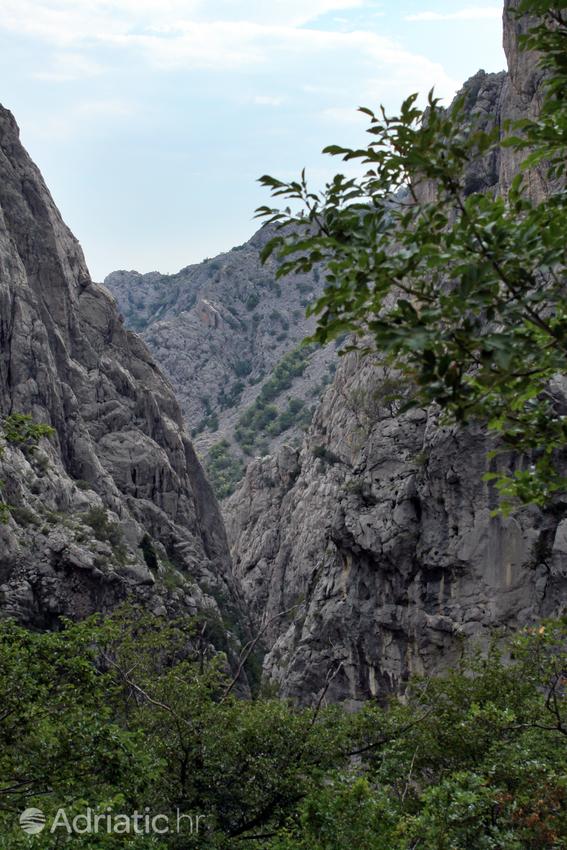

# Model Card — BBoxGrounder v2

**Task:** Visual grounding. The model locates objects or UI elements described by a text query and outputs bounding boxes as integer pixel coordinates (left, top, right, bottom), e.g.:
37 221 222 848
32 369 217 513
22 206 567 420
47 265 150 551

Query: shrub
1 413 54 455
245 292 260 311
218 381 244 411
266 398 309 437
206 440 245 499
10 505 40 527
82 506 124 549
312 445 343 466
234 348 316 450
0 603 566 848
234 359 252 377
140 533 158 572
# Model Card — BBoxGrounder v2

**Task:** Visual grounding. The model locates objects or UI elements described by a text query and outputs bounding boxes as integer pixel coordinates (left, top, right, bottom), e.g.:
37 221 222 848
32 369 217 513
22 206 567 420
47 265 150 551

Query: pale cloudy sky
0 1 505 280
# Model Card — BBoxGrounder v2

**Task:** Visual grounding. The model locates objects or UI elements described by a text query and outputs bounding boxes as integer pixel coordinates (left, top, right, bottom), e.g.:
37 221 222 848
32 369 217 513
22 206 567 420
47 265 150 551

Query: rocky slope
0 104 246 654
104 227 338 498
226 0 567 706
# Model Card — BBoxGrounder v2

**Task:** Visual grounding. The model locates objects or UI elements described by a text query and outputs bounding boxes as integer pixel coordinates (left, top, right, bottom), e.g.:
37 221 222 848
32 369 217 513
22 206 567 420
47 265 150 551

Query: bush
245 292 260 311
82 506 123 549
259 346 314 404
234 359 252 377
194 411 220 434
0 607 565 849
312 445 343 466
218 381 244 411
234 348 315 450
140 533 158 571
1 413 54 455
206 440 245 499
266 398 310 437
10 505 40 527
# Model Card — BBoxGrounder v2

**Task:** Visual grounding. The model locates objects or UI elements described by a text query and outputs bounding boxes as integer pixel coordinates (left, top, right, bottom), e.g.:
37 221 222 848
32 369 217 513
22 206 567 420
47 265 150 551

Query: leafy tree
268 619 567 850
0 609 352 849
0 608 565 848
0 617 156 849
257 1 567 513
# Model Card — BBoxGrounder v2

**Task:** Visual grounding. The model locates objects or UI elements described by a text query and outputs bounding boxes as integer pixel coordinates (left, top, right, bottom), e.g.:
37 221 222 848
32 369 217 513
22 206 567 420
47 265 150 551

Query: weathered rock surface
226 0 567 705
104 225 337 493
0 104 245 647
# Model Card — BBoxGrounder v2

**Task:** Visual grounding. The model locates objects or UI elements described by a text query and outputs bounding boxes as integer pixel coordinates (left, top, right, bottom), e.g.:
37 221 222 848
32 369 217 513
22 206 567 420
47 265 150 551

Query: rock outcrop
104 226 337 497
0 104 245 647
226 0 567 705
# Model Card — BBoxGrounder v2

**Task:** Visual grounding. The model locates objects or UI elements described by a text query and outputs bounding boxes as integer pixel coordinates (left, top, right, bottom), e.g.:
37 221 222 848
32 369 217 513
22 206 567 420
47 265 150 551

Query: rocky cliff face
104 228 337 499
0 105 245 648
226 0 567 706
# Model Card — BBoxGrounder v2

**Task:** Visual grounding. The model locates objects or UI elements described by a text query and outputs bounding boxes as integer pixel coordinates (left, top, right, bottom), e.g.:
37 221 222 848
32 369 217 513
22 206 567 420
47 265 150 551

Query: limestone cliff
0 104 245 649
225 0 567 705
104 227 337 499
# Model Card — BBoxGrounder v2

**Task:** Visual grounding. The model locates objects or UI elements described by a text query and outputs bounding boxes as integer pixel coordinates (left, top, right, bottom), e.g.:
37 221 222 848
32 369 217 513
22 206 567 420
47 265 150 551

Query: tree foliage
0 413 54 453
257 1 567 513
0 413 55 523
206 439 245 498
0 608 565 848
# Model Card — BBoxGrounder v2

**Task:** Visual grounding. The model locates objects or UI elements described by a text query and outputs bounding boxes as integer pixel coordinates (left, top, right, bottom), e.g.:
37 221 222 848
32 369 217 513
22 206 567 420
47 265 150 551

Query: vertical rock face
0 105 244 638
226 1 567 706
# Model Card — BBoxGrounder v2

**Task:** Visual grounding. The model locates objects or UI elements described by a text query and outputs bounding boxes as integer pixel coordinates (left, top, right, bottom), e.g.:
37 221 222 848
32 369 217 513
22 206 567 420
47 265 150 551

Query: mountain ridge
0 102 247 666
103 224 338 498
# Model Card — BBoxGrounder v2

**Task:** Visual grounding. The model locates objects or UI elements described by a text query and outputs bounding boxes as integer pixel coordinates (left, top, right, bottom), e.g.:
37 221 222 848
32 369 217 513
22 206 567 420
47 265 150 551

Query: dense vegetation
0 413 54 523
0 608 565 848
258 1 567 514
235 346 314 454
206 439 246 498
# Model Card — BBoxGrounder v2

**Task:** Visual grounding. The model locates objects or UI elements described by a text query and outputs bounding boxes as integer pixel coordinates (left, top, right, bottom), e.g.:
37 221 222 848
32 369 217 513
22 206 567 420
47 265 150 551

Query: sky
0 1 506 281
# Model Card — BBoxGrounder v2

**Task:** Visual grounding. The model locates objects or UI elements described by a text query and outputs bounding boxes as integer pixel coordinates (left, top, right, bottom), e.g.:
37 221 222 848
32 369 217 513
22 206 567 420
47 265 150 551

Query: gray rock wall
226 0 567 705
104 226 336 470
0 104 245 647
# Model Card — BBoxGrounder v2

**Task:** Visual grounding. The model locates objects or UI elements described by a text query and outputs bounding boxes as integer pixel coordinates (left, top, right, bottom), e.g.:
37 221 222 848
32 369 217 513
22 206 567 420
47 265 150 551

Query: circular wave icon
19 808 46 835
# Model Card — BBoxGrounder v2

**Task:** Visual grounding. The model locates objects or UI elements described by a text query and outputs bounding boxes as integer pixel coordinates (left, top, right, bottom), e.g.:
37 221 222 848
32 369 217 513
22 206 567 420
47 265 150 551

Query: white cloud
0 0 367 43
316 51 458 125
0 0 129 45
109 21 459 100
1 0 459 109
0 1 370 70
203 0 367 26
406 7 501 22
0 0 458 97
